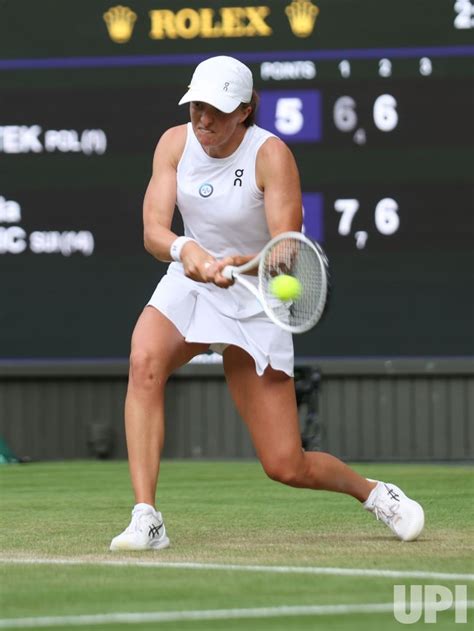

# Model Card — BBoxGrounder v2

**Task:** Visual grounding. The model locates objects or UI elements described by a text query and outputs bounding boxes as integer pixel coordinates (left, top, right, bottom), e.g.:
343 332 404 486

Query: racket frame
222 231 328 334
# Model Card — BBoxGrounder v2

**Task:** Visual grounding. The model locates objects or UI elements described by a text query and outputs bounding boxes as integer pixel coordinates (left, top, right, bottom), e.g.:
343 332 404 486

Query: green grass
0 460 473 630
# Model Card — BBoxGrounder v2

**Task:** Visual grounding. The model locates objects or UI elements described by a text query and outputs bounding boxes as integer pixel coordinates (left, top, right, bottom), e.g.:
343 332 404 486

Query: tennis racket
222 231 329 334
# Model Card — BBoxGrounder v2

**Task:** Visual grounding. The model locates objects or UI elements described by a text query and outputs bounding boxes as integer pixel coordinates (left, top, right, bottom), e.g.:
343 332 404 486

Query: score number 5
274 98 304 135
257 90 322 142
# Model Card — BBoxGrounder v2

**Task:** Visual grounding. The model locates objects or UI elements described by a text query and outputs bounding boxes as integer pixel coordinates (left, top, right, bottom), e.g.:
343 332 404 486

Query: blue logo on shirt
199 183 213 198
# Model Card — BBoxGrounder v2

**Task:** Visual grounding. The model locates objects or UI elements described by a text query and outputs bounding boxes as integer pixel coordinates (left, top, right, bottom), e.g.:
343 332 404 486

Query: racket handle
222 265 237 280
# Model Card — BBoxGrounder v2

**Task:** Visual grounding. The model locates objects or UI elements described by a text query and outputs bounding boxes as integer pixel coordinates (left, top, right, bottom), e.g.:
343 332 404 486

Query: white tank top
176 122 275 259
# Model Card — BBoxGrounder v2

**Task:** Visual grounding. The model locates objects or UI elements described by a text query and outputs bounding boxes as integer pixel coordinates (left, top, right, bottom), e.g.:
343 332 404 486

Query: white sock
363 480 381 509
133 503 155 513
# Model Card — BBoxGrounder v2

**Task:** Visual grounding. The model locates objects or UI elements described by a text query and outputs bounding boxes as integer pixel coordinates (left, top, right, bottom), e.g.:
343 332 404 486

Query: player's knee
262 455 303 486
129 349 165 391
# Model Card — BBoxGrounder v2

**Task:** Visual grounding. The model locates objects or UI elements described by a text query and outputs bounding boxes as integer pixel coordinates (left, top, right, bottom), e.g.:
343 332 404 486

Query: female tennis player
110 56 424 550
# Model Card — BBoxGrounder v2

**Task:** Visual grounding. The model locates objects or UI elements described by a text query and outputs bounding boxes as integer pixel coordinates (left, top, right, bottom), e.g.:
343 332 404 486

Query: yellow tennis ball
270 275 302 301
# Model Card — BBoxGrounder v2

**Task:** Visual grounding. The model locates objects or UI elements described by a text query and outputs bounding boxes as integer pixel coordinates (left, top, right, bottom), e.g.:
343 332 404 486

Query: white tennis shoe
364 480 425 542
110 503 170 551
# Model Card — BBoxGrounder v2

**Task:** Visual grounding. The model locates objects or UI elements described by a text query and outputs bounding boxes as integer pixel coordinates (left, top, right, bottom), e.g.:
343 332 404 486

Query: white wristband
170 236 196 262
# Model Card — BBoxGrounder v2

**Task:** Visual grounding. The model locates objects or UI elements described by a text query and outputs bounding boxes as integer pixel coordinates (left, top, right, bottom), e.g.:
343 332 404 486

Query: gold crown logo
103 5 137 43
285 0 319 38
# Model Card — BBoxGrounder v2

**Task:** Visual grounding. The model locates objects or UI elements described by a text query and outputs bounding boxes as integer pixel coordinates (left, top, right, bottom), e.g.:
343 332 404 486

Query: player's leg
125 306 209 504
111 306 208 551
223 345 374 500
223 345 424 541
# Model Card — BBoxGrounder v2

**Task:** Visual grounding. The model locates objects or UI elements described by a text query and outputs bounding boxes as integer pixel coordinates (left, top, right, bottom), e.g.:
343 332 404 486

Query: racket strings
261 238 328 331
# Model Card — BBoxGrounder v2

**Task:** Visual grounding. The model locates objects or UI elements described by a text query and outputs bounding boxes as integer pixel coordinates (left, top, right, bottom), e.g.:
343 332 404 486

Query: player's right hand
180 241 217 283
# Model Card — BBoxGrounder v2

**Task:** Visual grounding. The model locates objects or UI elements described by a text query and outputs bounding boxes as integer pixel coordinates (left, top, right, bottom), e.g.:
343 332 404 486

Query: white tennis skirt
147 263 294 377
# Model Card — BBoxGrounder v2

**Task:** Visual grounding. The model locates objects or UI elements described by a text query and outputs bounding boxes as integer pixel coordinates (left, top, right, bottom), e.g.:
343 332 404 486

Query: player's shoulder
255 128 298 187
157 124 187 150
154 124 187 167
256 132 295 167
252 124 289 153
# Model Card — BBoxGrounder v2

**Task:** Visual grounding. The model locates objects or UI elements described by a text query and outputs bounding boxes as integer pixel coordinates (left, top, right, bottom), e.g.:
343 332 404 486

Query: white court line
0 602 472 628
1 557 473 582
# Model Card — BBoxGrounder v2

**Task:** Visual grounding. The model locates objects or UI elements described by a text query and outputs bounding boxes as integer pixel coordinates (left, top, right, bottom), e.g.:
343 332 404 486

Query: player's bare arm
143 125 186 261
257 136 303 236
143 125 216 281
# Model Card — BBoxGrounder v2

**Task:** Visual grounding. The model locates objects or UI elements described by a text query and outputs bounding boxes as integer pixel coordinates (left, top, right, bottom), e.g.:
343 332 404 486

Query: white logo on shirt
199 183 213 197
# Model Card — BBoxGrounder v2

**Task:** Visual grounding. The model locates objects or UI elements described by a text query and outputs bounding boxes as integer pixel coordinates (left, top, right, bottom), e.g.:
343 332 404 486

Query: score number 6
333 94 399 132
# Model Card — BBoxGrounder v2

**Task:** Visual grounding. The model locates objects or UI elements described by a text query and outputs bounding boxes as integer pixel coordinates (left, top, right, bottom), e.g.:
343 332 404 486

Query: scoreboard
0 0 473 360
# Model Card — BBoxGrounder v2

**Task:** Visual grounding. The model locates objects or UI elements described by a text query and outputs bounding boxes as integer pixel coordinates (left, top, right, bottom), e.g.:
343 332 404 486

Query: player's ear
239 105 252 124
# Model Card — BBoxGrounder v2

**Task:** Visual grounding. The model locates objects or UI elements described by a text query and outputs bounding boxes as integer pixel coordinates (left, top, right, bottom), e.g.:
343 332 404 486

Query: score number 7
335 198 400 236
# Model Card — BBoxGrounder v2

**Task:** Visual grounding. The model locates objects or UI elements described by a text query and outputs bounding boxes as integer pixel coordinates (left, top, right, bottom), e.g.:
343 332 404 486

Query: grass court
0 460 473 629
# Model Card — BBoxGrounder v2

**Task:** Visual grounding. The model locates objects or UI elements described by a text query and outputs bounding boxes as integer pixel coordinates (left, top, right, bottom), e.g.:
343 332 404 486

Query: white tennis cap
178 56 253 113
